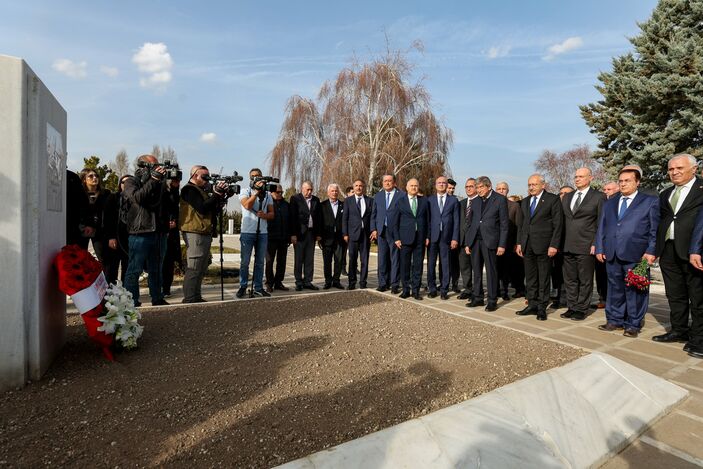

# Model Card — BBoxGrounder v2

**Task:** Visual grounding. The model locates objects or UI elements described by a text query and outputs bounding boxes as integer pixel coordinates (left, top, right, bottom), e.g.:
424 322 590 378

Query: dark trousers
400 238 425 294
427 240 451 293
562 252 595 314
348 237 370 287
458 247 473 293
377 229 400 288
605 257 649 330
524 244 552 309
162 228 181 294
440 249 460 290
472 239 499 303
322 240 345 285
497 251 523 296
595 260 607 302
293 231 315 286
551 253 564 302
659 241 703 345
265 238 289 287
105 246 128 285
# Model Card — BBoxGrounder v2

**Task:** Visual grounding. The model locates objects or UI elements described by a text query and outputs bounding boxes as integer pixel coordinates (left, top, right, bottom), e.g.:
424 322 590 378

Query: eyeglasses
86 174 98 179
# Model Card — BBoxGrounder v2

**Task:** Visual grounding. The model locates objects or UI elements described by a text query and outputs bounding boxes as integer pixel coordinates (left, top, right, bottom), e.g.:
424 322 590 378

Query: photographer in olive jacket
122 154 172 306
179 165 230 303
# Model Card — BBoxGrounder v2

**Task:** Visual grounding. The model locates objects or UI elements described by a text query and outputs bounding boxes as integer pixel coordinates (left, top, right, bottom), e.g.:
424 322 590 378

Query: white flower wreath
97 281 144 349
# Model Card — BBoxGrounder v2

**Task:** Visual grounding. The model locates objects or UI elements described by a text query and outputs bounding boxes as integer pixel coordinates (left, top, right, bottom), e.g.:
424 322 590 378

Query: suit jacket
288 193 321 238
505 199 522 250
428 193 460 243
595 192 660 263
370 189 405 236
319 199 344 246
342 194 373 242
390 194 430 245
518 191 563 254
465 191 509 250
656 177 703 259
561 188 605 255
459 196 479 247
689 206 703 255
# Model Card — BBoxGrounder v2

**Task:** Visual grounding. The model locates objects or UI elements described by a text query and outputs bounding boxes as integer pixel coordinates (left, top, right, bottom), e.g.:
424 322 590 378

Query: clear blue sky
2 0 659 195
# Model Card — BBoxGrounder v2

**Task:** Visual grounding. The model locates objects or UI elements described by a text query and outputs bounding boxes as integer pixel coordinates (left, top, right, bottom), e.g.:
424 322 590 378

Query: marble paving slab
276 352 688 469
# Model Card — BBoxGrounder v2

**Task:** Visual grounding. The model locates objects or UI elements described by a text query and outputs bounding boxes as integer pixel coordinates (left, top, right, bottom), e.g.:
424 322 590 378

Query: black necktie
573 192 582 212
465 199 472 225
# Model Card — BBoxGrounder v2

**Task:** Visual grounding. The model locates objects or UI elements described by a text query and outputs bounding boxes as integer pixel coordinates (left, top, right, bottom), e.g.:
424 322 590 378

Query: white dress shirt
667 177 695 240
570 186 591 211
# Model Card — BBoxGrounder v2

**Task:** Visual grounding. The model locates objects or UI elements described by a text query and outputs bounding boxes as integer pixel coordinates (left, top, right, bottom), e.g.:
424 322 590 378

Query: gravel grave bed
0 291 583 468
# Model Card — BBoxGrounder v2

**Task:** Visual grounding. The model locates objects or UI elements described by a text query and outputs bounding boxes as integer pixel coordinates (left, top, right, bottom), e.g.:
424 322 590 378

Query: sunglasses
86 174 98 179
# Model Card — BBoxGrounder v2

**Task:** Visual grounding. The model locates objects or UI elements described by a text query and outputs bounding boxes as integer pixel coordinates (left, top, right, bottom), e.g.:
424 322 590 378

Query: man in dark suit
516 174 563 320
465 176 509 311
595 167 659 337
265 184 292 292
427 176 461 299
390 178 430 300
496 182 524 299
592 181 620 309
319 183 346 290
446 178 461 292
343 179 373 290
289 181 322 291
653 154 703 358
560 168 605 321
370 174 404 293
458 178 478 300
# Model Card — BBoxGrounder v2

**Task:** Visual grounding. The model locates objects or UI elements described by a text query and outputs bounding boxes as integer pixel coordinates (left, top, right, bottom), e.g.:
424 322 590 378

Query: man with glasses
371 174 404 293
290 180 322 291
427 176 460 300
265 184 292 292
458 178 479 300
180 165 230 303
495 181 524 299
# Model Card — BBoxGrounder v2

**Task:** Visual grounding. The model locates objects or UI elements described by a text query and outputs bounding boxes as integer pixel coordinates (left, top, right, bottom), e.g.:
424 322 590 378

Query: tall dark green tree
580 0 703 188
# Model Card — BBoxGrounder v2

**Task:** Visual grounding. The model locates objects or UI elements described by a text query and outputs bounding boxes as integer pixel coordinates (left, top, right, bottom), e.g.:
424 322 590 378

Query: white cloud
200 132 217 143
100 65 119 77
543 36 584 61
132 42 173 90
52 59 87 78
486 44 511 59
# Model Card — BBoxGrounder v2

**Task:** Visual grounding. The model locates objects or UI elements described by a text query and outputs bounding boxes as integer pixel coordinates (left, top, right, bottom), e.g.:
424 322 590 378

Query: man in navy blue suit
370 174 404 293
390 178 430 300
595 167 660 337
342 179 374 290
427 176 461 300
465 176 509 311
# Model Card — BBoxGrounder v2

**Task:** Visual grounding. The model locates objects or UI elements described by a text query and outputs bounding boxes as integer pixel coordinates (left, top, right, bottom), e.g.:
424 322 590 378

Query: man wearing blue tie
427 176 461 299
595 167 660 337
370 174 404 293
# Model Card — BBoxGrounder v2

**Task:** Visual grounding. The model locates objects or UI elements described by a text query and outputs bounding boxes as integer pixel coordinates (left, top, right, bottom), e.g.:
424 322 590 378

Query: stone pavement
127 235 703 467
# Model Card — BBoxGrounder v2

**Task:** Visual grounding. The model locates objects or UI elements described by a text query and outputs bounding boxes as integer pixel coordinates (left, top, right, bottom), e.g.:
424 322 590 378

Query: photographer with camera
237 168 275 298
122 154 175 306
179 165 230 303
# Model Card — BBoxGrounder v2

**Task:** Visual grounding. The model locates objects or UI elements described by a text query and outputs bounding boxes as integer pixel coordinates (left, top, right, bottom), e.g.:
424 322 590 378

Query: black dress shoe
598 323 622 331
560 309 574 319
152 299 169 306
688 344 703 359
347 284 356 291
512 291 525 299
303 284 319 290
453 286 461 294
323 283 332 290
570 311 586 321
295 285 303 291
391 286 400 294
485 303 498 312
623 328 639 338
428 291 438 298
549 301 562 309
683 343 692 352
413 292 423 300
652 331 689 343
501 294 510 301
274 283 290 291
399 291 410 299
440 292 449 300
536 310 547 321
359 283 367 289
468 299 485 307
333 282 345 289
458 291 472 300
516 306 537 316
376 286 388 292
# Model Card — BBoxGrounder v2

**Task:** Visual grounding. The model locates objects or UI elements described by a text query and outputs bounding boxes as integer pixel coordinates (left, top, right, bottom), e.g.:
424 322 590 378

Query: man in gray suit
458 178 479 300
560 168 605 321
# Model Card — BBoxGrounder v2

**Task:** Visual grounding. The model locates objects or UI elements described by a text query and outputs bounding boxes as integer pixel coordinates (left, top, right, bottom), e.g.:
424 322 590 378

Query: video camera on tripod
250 175 280 193
136 159 182 180
204 171 244 196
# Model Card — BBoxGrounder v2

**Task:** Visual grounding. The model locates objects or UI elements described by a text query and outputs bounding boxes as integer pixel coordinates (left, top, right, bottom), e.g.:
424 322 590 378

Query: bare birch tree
534 145 608 190
109 149 130 178
269 43 453 195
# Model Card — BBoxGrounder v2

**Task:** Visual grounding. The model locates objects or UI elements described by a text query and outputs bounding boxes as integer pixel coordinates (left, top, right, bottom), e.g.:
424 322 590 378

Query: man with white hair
654 154 703 358
319 183 346 289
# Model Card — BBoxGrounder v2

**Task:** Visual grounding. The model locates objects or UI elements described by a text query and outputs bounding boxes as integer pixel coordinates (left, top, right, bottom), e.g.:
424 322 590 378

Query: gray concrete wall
0 55 67 390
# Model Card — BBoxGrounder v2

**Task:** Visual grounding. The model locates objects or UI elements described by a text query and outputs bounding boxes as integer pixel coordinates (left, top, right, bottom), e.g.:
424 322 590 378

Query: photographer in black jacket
122 154 172 306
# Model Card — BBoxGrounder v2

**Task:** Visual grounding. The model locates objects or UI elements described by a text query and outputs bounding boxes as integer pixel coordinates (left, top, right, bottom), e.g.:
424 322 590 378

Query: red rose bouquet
625 258 651 291
54 244 114 360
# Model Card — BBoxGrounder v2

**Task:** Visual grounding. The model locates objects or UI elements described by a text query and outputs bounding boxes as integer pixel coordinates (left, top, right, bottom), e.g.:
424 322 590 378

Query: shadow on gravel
161 361 453 468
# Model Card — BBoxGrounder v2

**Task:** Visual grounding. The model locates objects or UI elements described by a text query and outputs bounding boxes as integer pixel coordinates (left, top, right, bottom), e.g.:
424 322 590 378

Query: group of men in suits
273 153 703 359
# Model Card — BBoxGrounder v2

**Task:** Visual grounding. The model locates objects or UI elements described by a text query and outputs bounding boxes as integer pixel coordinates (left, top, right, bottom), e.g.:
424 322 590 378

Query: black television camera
137 159 182 181
205 171 243 197
250 176 280 192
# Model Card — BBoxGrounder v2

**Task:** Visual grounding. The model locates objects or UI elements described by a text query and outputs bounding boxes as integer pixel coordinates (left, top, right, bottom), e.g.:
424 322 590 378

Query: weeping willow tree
269 43 453 195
